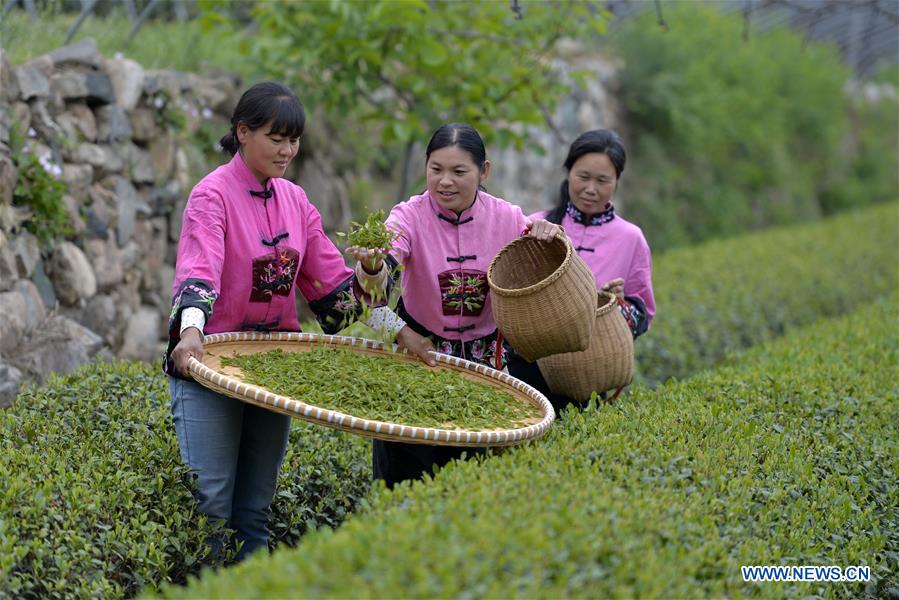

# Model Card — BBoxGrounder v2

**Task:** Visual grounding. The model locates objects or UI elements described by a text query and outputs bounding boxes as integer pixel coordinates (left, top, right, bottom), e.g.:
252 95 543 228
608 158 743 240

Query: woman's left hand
524 219 563 241
396 326 437 367
600 277 625 299
345 246 383 274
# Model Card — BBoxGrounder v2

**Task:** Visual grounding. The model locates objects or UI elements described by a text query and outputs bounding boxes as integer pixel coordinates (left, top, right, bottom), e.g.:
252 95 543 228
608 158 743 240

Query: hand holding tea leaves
339 210 399 274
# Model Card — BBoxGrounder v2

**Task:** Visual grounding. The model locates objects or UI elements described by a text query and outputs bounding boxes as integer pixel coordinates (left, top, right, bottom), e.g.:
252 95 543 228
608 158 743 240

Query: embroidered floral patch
566 200 615 226
169 282 218 321
250 246 300 302
438 269 487 316
331 288 358 314
436 334 511 370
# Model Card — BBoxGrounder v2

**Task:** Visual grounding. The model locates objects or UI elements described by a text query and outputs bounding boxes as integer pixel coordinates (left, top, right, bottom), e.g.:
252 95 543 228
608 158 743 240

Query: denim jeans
169 376 291 561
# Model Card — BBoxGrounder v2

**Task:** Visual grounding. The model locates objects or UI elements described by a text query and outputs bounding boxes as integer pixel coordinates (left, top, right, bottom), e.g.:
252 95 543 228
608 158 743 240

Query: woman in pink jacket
166 82 429 560
508 129 656 415
374 123 562 488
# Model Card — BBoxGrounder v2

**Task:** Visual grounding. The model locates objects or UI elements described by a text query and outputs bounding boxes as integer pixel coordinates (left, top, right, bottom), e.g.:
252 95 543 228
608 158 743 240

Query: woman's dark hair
425 123 487 171
546 129 627 224
219 81 306 156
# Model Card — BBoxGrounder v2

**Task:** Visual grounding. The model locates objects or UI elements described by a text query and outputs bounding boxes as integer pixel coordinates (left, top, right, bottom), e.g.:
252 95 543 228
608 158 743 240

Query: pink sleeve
296 202 354 302
385 202 414 265
511 203 529 232
626 235 655 327
173 189 225 295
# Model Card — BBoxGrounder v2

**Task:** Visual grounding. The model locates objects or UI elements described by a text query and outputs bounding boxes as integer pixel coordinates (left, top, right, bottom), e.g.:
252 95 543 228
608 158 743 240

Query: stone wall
0 39 246 404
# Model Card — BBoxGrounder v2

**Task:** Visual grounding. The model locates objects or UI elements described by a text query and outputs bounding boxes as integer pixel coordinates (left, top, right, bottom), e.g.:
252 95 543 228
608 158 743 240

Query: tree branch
537 98 567 145
64 0 99 44
510 0 523 20
742 0 752 42
654 0 668 31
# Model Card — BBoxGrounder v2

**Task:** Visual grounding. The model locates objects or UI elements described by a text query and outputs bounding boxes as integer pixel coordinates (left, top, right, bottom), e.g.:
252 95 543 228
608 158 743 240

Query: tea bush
167 293 898 598
0 362 369 598
637 201 898 386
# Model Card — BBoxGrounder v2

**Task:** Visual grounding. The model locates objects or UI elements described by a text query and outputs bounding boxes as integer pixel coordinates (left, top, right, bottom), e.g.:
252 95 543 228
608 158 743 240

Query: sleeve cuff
362 306 407 340
179 306 206 336
354 260 389 297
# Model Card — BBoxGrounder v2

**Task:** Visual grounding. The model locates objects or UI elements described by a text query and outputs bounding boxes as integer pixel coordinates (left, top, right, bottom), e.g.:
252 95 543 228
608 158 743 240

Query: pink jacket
388 191 528 342
166 153 363 374
531 209 655 327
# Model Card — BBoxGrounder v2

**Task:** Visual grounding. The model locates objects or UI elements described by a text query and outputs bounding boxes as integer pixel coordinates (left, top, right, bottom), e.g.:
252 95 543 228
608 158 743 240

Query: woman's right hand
172 327 205 377
345 246 384 275
395 326 437 367
523 218 563 241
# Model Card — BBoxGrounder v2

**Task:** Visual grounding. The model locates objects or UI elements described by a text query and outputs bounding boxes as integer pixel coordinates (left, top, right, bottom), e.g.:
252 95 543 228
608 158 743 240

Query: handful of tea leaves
336 210 398 251
220 347 541 430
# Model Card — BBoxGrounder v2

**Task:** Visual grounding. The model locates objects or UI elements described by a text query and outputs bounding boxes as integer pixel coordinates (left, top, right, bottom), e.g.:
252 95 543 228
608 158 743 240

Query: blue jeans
169 377 291 561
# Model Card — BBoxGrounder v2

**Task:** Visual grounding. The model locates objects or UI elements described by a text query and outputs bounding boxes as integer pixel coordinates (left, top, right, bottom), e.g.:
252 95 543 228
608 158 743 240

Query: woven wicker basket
487 234 597 361
536 291 634 402
187 331 555 447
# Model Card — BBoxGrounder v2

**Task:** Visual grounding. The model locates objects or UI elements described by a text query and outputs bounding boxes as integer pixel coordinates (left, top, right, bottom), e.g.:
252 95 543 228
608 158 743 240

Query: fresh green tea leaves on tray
220 347 541 430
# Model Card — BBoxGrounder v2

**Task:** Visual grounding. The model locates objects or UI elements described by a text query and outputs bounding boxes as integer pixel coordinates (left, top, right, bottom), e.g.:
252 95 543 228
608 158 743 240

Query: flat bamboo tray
187 331 555 447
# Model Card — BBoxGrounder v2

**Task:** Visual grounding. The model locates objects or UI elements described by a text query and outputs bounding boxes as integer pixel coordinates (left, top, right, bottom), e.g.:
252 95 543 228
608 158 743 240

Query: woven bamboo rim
487 233 572 297
187 331 555 447
595 291 619 316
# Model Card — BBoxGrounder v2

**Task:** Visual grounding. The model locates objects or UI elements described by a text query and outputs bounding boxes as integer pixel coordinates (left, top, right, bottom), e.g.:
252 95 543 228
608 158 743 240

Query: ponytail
219 130 240 156
545 180 569 225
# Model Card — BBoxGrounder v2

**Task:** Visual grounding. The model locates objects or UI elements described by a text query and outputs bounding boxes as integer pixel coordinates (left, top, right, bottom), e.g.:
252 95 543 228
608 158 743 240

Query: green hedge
0 363 369 598
636 202 899 386
166 293 899 598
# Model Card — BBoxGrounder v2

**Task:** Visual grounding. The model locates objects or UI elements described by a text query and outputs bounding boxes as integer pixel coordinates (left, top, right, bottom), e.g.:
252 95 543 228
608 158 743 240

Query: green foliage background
0 9 258 82
207 0 607 151
612 4 898 251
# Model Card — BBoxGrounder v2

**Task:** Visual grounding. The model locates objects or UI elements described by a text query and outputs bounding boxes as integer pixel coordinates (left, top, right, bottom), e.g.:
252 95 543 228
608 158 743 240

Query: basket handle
606 386 626 403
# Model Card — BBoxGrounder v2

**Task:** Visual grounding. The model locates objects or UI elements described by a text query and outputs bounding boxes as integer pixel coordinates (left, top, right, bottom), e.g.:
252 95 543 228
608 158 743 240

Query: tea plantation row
169 292 898 598
636 201 898 385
